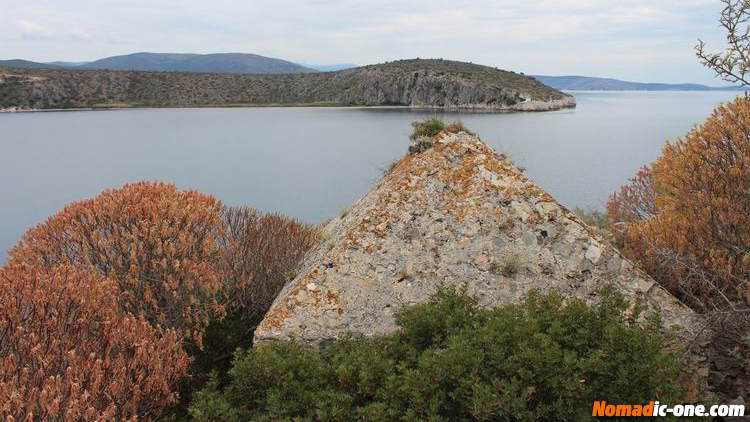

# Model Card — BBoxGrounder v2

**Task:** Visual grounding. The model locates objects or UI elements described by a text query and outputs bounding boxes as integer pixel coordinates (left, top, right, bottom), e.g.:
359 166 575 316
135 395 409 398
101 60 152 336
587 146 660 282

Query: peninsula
0 59 574 111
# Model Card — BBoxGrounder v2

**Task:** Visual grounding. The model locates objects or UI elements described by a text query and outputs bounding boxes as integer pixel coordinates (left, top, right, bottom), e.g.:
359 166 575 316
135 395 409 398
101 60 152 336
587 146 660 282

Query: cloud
15 19 53 40
0 0 729 84
69 28 91 42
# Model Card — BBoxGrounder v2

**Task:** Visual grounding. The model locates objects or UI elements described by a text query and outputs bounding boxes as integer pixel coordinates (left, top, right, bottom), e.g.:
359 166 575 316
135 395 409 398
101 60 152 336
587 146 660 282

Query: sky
0 0 733 85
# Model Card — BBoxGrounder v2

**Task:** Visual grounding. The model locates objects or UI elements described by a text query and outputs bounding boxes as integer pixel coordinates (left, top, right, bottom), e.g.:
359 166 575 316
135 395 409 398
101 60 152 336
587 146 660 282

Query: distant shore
0 99 577 114
1 59 574 113
0 106 97 113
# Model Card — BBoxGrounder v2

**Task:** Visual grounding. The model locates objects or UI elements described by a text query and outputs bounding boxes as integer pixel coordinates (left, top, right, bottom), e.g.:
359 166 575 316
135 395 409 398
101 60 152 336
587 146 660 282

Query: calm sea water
0 91 742 261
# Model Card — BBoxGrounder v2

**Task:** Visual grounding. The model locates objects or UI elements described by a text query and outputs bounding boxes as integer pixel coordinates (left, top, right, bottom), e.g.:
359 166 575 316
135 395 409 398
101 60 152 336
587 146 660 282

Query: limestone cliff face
328 60 574 110
255 131 705 353
0 59 574 111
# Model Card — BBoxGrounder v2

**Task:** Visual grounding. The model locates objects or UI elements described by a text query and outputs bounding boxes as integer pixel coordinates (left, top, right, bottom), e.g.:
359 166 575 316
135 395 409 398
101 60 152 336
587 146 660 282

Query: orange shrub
219 206 320 321
177 207 320 414
0 263 189 420
608 97 750 309
9 182 225 343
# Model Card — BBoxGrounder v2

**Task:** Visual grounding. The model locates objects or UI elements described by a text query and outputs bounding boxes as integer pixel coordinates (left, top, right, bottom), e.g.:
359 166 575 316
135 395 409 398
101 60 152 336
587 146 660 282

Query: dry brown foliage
444 121 475 135
219 206 320 322
608 97 750 310
8 182 226 344
0 263 189 420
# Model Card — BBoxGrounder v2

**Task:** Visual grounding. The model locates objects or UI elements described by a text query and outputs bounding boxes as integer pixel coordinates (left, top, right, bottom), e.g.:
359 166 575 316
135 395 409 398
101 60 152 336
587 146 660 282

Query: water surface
0 91 741 261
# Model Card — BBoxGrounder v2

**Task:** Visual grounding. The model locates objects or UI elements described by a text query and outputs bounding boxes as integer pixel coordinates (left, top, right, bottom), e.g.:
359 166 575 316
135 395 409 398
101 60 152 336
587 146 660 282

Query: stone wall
254 131 710 397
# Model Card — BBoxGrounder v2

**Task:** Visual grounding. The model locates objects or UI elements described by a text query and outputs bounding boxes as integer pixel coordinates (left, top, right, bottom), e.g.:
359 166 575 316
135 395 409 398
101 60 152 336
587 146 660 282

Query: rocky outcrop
0 59 574 111
254 129 709 393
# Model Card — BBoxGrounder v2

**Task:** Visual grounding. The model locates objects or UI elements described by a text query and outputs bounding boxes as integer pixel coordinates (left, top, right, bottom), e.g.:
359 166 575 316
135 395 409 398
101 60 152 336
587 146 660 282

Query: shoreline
0 98 576 114
0 107 94 113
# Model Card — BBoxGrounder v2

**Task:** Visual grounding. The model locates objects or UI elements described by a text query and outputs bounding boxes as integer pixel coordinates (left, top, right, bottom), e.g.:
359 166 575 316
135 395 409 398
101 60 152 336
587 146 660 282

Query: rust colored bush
608 97 750 309
219 206 320 321
9 182 225 343
173 206 320 415
0 263 189 420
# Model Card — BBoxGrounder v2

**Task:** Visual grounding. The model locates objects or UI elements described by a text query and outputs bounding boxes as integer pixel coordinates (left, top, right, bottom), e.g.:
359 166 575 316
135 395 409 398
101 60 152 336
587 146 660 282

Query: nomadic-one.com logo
592 401 745 418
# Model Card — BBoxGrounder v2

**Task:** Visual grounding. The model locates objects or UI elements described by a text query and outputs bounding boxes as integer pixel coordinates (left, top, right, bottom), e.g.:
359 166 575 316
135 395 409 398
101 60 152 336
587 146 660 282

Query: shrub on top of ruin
0 263 189 420
8 181 226 344
189 288 683 421
607 97 750 311
409 118 446 141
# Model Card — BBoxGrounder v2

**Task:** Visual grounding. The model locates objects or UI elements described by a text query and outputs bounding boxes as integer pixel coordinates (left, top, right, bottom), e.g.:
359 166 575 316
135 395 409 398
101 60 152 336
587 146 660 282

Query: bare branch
697 0 750 87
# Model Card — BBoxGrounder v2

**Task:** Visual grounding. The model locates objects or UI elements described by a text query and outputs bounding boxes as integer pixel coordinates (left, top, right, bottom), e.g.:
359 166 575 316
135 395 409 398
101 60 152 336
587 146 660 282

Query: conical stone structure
255 130 704 351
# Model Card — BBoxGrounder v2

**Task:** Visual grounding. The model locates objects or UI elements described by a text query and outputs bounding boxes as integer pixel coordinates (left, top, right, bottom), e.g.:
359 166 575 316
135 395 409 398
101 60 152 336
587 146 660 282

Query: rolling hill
0 60 64 70
0 59 574 111
1 53 316 74
2 53 742 91
81 52 316 74
533 75 743 91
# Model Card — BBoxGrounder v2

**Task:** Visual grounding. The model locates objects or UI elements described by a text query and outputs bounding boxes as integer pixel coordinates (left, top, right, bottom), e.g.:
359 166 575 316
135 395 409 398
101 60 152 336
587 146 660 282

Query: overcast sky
0 0 732 84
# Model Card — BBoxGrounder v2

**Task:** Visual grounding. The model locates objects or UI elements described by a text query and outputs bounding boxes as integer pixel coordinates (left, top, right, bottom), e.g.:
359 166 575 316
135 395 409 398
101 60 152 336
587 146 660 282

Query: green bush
189 288 684 421
167 207 320 418
409 118 446 141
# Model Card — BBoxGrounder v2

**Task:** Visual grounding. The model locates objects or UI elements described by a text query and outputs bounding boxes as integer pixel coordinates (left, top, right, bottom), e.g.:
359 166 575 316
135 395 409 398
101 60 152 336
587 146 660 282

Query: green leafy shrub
189 288 683 421
172 206 320 417
409 118 446 141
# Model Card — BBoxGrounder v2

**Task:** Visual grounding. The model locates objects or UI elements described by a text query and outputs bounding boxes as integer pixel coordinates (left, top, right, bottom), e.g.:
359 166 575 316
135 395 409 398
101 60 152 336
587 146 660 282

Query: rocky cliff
254 128 708 392
0 59 574 111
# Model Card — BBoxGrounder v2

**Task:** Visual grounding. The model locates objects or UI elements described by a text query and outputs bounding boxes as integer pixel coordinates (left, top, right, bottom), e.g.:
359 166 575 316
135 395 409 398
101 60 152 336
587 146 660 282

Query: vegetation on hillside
80 52 316 74
189 288 682 421
0 59 571 110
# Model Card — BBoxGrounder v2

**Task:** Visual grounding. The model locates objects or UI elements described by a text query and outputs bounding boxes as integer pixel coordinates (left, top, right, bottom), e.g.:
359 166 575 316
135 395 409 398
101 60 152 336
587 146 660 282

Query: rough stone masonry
254 130 709 393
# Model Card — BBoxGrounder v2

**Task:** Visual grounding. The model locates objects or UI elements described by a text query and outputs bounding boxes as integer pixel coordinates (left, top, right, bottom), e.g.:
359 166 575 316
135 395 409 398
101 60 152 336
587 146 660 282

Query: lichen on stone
254 130 710 394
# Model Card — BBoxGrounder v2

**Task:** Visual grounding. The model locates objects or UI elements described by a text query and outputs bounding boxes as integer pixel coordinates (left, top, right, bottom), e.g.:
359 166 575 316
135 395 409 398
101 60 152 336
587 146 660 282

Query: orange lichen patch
385 153 418 179
304 287 342 311
258 301 292 331
342 155 437 249
431 141 500 222
263 132 577 333
265 278 342 330
326 290 341 312
259 266 326 330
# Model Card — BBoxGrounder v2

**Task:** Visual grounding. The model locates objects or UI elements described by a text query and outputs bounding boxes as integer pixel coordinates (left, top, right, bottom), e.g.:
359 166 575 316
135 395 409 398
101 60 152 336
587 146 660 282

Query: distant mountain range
0 52 318 74
0 53 744 90
532 75 743 91
0 59 66 70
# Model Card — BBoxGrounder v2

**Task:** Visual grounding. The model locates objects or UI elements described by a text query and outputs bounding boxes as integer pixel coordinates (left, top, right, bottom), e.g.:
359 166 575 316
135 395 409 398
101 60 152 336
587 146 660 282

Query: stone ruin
254 130 711 397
